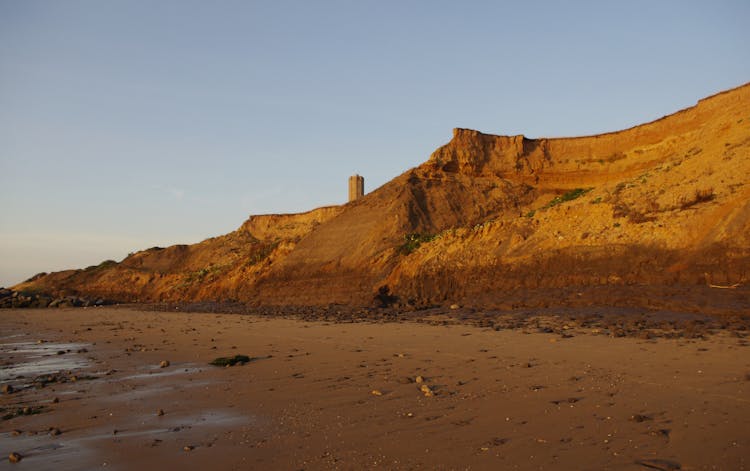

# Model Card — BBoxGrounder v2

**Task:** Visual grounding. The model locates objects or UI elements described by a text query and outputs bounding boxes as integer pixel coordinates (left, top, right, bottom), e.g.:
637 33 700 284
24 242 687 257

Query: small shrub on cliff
398 233 436 255
250 242 279 265
543 188 593 209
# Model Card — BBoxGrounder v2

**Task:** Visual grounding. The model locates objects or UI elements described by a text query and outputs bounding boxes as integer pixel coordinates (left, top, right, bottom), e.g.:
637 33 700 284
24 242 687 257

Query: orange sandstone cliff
14 83 750 310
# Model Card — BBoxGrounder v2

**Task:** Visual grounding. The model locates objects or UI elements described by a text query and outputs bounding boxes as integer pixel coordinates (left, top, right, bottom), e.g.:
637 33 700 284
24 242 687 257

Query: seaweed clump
210 355 254 367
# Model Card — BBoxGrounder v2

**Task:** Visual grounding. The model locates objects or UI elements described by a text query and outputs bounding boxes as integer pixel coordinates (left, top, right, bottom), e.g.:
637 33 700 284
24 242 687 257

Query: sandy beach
1 307 749 470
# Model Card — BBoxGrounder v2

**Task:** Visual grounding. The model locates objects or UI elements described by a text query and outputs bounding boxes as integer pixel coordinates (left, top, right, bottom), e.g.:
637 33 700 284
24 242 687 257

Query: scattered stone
450 304 460 310
8 452 22 463
629 414 653 423
415 375 424 384
183 445 194 452
420 384 434 397
551 397 582 405
11 430 22 436
52 397 59 404
635 458 681 470
649 429 671 439
157 409 165 416
49 427 61 436
371 389 383 396
2 384 13 394
159 360 170 368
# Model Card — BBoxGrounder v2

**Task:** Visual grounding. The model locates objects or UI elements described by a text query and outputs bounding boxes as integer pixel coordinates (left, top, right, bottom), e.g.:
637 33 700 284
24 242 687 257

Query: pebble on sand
420 384 434 397
9 452 22 463
160 360 170 368
415 375 424 384
183 445 194 452
371 390 383 396
157 409 165 416
2 384 13 394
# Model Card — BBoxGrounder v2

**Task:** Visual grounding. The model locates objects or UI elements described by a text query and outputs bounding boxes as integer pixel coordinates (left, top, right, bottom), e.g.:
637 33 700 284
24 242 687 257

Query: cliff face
431 84 749 186
14 83 750 310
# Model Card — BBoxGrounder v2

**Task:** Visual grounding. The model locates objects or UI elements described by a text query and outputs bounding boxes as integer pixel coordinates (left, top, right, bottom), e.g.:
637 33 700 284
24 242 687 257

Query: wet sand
1 307 749 470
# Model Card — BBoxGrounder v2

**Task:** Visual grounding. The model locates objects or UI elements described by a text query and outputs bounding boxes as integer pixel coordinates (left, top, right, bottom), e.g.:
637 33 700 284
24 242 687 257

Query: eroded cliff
13 83 750 310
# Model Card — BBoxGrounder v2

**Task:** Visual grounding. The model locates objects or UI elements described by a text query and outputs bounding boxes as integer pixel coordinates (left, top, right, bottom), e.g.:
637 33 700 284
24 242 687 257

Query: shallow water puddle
120 364 205 381
0 409 252 470
0 341 90 382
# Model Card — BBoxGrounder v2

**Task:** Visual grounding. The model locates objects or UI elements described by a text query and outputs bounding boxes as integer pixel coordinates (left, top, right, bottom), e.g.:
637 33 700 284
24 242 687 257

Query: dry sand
1 307 748 470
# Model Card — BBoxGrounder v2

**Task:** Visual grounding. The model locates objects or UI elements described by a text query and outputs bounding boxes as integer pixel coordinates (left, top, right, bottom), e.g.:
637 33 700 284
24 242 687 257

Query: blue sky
1 0 749 286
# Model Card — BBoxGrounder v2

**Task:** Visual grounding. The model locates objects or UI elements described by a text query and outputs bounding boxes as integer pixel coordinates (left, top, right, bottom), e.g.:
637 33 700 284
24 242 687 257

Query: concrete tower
348 174 364 202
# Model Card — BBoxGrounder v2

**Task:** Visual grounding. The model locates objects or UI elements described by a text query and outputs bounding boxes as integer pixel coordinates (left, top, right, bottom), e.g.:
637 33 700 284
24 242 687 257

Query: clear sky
1 0 749 287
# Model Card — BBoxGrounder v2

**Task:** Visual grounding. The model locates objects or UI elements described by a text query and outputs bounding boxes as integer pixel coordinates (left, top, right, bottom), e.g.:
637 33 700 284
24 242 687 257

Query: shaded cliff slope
14 83 750 310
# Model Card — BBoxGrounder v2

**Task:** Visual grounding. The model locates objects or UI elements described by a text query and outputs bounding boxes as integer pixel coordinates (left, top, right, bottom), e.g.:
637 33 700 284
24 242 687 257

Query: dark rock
629 414 653 423
635 458 681 470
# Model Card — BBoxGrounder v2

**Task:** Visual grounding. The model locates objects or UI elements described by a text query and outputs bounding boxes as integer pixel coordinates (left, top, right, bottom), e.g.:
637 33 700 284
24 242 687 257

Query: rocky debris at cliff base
142 299 750 340
0 288 111 309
